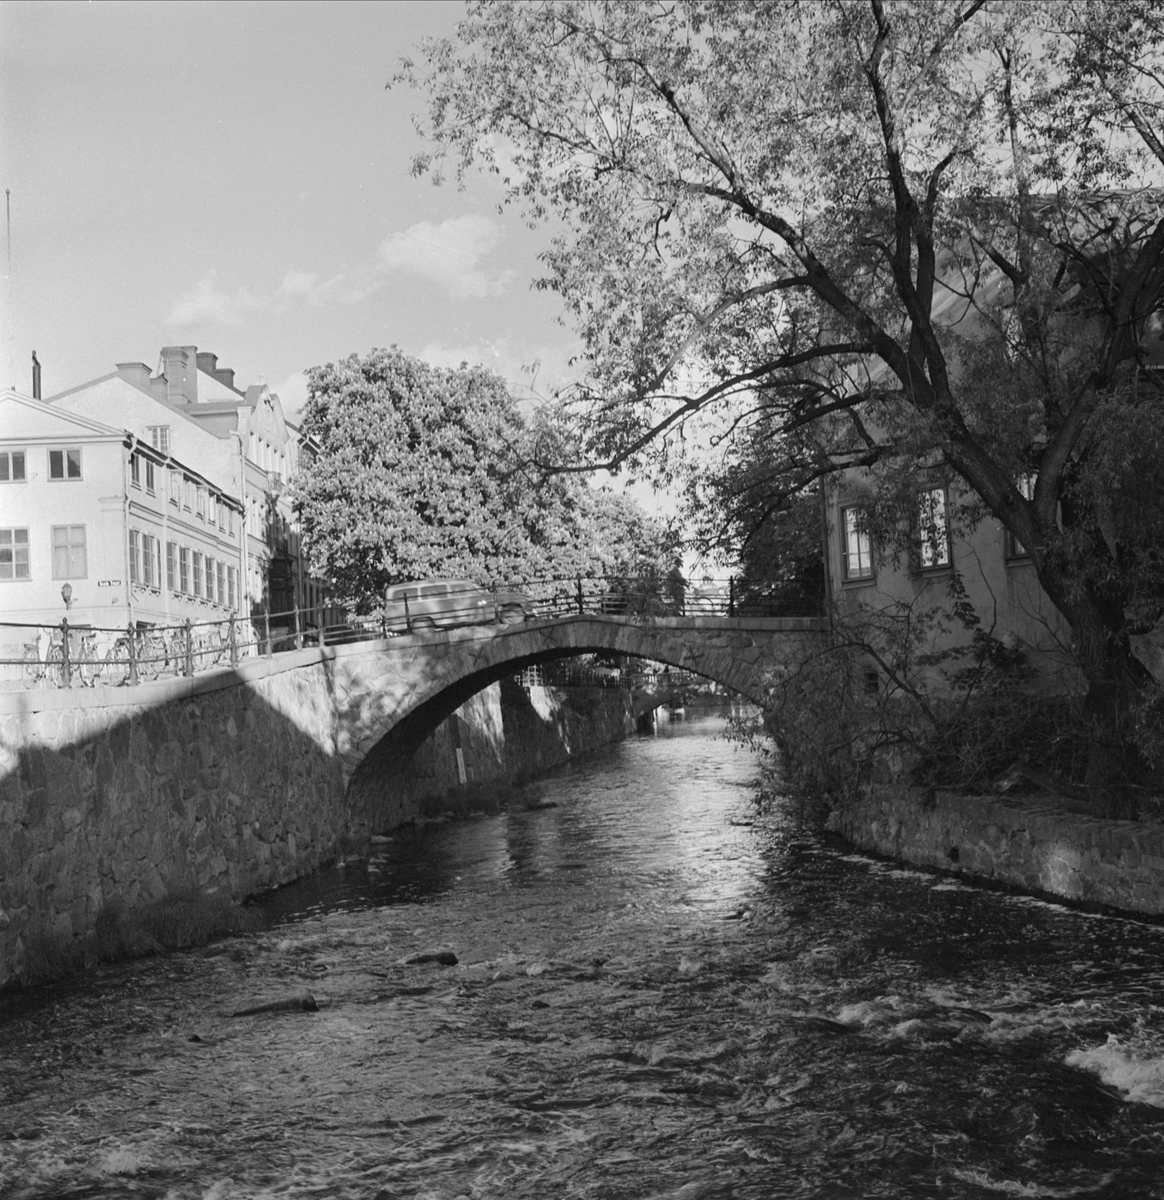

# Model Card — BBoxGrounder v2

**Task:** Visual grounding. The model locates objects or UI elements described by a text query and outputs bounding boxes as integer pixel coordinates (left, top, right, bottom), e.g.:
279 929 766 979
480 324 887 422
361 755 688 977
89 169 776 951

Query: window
1005 473 1036 560
196 486 207 520
227 506 235 537
206 556 216 602
169 469 181 506
918 487 951 570
130 454 141 488
145 459 156 494
217 560 226 605
0 528 30 579
48 448 82 481
148 425 170 454
183 478 194 510
143 534 157 588
227 564 237 610
167 541 176 591
129 529 141 584
841 506 874 581
179 546 190 594
51 525 87 579
0 451 26 482
193 551 203 598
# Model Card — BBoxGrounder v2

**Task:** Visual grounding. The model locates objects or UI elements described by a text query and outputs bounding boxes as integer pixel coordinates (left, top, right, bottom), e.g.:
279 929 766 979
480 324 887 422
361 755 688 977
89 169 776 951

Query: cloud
278 269 322 299
164 272 265 327
164 213 514 331
418 335 581 403
377 215 515 301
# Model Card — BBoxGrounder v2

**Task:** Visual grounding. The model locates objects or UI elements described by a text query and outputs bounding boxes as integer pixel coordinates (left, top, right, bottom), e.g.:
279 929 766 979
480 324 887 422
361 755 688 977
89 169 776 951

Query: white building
0 389 243 646
49 346 324 631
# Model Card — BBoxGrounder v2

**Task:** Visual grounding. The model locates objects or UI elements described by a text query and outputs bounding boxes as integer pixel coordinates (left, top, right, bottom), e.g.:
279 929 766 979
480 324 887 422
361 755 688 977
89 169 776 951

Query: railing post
576 577 584 615
729 576 736 617
403 593 411 632
294 595 303 650
126 623 139 687
183 619 194 676
228 615 238 667
317 605 326 647
263 608 272 658
60 617 72 688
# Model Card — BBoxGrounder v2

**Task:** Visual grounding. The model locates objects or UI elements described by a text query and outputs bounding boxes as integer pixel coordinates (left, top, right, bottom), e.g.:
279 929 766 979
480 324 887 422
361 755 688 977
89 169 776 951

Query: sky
0 0 582 420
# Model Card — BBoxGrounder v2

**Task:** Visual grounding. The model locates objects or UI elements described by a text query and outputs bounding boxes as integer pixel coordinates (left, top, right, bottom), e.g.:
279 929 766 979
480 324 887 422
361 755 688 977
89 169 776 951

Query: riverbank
0 677 635 990
827 784 1164 917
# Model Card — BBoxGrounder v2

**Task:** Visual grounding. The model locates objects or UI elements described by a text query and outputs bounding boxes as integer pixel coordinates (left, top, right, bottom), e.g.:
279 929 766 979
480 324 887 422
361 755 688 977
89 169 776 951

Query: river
2 711 1164 1199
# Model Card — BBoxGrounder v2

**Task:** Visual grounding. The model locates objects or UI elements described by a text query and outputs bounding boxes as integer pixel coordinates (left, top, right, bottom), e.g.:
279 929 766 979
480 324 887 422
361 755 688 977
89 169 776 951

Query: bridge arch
330 614 824 800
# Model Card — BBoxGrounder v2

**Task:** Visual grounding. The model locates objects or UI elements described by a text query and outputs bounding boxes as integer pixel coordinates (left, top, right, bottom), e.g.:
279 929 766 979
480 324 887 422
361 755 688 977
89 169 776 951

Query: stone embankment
828 786 1164 916
0 661 633 988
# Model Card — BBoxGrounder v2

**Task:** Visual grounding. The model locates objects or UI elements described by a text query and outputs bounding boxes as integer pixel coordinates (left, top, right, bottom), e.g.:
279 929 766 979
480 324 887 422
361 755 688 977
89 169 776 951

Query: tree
399 0 1164 813
293 347 672 603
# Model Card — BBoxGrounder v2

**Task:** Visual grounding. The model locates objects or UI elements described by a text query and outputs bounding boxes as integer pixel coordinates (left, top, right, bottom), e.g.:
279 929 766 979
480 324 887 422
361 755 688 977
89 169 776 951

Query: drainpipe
123 436 134 630
159 447 170 622
233 430 250 621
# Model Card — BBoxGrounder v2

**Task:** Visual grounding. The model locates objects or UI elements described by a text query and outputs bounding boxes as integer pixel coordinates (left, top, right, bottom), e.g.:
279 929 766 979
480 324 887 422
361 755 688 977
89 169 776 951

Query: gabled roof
47 372 121 403
0 388 127 441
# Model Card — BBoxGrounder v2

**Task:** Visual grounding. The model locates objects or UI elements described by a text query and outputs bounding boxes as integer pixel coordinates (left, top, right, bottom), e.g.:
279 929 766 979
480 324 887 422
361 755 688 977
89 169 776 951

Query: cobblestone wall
827 787 1164 916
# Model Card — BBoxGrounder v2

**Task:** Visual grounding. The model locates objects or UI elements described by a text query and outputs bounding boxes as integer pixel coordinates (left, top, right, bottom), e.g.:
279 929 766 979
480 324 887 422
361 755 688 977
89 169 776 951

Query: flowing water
3 712 1164 1199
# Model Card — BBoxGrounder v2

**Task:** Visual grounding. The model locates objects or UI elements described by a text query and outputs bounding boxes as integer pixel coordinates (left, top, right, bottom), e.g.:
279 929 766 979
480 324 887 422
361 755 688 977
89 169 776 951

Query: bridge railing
1 576 816 689
0 606 365 690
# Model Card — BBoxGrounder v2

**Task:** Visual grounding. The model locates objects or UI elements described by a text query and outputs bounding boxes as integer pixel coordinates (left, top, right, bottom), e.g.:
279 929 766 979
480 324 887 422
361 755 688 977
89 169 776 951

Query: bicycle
21 635 64 688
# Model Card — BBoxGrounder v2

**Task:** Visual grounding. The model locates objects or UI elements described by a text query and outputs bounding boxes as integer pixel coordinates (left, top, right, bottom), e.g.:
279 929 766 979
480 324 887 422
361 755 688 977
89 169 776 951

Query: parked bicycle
20 627 100 687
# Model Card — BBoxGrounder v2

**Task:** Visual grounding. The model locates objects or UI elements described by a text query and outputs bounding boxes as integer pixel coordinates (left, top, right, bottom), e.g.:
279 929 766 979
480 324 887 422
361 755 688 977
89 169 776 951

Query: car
382 579 533 633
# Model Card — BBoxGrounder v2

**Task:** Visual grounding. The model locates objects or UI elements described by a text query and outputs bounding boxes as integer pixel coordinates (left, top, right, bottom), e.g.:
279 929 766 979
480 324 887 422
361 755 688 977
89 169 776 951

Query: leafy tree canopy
400 0 1164 809
293 348 674 605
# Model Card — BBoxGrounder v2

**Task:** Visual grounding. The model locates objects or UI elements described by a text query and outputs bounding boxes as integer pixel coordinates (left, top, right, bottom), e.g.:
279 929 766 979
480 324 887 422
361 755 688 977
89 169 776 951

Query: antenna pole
5 189 12 390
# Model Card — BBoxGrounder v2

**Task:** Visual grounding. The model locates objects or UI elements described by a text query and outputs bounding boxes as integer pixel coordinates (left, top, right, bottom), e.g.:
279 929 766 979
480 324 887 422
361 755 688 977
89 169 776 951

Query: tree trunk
1068 601 1155 819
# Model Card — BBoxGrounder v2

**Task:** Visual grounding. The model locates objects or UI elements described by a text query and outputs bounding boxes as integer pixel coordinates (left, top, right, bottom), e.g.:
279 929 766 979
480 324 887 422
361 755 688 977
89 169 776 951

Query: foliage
400 1 1164 811
763 571 1061 802
293 348 674 605
689 441 826 616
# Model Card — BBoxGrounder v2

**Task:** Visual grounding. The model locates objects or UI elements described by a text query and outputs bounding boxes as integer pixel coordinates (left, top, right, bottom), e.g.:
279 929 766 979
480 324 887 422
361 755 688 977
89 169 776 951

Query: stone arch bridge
0 613 823 985
325 613 824 799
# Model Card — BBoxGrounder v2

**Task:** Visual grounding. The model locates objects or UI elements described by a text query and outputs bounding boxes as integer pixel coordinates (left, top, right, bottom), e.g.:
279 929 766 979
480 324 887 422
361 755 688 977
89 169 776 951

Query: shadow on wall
0 672 353 989
350 678 635 827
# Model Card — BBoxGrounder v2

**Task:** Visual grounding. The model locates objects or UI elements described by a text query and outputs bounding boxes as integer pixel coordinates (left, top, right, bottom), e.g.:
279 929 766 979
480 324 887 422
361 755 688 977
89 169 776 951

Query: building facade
0 389 244 646
49 346 325 633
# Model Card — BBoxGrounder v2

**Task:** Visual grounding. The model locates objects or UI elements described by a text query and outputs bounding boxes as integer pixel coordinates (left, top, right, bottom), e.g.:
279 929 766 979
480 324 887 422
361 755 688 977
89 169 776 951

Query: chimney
31 351 40 400
117 361 167 401
158 345 198 405
196 350 237 392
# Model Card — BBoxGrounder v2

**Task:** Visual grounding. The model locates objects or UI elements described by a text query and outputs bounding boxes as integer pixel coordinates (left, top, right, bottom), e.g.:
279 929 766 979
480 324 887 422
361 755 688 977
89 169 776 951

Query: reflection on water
3 712 1164 1198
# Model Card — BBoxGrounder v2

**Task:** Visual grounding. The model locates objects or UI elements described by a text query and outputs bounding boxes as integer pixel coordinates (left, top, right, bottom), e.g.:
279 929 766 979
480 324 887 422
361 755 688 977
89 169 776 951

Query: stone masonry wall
387 681 634 818
0 666 636 989
827 786 1164 916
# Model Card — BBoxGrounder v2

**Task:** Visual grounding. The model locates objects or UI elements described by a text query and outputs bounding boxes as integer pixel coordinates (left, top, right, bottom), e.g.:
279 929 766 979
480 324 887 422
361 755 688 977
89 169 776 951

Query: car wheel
499 605 526 625
410 616 436 631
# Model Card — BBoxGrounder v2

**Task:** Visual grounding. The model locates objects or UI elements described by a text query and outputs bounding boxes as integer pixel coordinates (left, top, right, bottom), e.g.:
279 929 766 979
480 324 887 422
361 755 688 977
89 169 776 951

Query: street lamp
61 582 73 610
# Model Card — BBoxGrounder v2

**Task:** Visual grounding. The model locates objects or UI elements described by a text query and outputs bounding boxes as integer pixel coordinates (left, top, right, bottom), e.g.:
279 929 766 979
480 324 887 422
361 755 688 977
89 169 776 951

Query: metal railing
2 576 815 690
